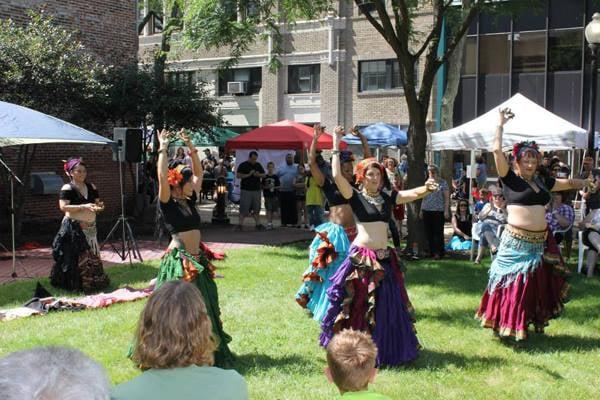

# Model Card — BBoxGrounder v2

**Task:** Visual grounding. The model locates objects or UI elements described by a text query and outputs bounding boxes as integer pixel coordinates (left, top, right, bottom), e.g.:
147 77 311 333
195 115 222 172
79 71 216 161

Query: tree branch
414 0 445 60
372 0 404 56
439 0 483 65
353 0 389 44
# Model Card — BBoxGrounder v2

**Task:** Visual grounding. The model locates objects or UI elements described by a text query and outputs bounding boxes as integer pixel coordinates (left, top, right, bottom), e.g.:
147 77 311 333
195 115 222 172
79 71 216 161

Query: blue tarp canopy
0 101 114 147
342 122 407 147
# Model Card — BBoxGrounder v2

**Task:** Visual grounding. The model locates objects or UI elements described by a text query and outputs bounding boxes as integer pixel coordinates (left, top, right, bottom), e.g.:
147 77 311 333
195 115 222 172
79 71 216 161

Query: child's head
267 161 275 173
325 329 378 393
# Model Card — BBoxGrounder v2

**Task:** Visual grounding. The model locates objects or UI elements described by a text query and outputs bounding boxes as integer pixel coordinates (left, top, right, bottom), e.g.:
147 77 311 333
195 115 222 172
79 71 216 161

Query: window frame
287 64 321 94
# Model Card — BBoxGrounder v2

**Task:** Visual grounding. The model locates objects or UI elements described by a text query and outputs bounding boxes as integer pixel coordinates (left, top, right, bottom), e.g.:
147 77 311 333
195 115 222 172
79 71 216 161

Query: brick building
138 2 435 135
0 0 139 239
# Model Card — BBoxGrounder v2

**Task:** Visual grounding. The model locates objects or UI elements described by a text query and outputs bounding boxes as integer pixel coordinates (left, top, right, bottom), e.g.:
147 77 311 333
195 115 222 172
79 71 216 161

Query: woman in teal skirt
155 128 233 366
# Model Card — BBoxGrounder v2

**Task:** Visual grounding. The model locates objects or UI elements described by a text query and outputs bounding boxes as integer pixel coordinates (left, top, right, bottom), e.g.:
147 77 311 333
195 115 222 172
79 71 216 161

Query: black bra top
501 169 555 206
59 183 98 205
322 178 349 207
159 191 201 234
348 188 397 223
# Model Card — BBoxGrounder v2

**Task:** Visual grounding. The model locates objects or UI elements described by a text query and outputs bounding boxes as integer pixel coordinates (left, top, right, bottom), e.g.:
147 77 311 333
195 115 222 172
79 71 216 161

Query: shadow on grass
234 352 320 375
418 307 479 328
408 259 489 295
506 333 600 354
395 348 505 372
0 263 157 308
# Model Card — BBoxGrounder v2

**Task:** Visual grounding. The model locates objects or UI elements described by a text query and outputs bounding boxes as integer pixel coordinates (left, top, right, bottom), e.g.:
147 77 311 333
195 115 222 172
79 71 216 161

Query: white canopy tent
429 93 587 151
0 100 113 147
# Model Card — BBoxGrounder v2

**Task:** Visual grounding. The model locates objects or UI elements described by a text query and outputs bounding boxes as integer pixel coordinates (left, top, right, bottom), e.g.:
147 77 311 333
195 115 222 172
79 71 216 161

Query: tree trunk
405 104 428 255
439 31 468 191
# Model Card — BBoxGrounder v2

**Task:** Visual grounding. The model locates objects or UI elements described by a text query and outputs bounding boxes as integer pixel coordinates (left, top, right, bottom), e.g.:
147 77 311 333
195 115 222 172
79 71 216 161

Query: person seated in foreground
325 329 391 400
447 198 472 251
579 208 600 278
545 191 574 245
473 187 507 264
112 281 248 400
0 346 110 400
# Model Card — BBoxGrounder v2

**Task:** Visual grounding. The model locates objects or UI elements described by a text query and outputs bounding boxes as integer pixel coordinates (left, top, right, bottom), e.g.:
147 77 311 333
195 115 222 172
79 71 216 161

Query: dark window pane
512 72 545 106
461 36 477 75
549 0 584 29
548 71 582 124
479 34 510 74
217 67 262 95
480 12 511 34
288 64 320 93
478 73 510 115
548 29 583 72
454 76 477 125
514 7 547 31
512 31 546 73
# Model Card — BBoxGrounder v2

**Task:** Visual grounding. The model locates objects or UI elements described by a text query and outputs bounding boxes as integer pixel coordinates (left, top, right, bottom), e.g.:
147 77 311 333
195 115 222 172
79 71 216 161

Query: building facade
0 0 139 234
138 2 435 134
454 0 599 129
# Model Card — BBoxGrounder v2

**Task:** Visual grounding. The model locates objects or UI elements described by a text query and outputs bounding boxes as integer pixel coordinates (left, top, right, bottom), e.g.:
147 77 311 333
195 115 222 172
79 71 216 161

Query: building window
288 64 320 94
217 67 262 96
167 71 194 87
358 59 404 92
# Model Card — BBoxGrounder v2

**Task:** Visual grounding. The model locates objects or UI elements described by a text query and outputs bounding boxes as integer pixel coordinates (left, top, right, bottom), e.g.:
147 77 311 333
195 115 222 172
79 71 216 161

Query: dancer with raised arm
155 129 233 366
295 125 370 322
319 127 438 367
475 108 592 340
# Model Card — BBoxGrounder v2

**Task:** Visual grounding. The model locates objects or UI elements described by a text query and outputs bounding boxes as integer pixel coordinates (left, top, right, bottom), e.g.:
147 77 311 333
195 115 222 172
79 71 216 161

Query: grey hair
0 346 110 400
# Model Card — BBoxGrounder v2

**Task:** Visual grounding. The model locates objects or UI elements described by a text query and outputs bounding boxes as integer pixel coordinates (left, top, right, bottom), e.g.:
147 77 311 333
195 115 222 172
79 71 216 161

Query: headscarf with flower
63 157 83 174
512 141 540 161
167 164 188 186
354 157 385 184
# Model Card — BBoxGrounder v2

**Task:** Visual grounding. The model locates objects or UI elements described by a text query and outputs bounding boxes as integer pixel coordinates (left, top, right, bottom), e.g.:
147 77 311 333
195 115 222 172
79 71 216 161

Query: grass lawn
1 244 600 399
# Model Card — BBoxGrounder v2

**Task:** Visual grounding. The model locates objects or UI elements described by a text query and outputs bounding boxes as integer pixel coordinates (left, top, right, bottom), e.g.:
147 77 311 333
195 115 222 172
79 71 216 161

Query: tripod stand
0 155 29 279
101 146 143 264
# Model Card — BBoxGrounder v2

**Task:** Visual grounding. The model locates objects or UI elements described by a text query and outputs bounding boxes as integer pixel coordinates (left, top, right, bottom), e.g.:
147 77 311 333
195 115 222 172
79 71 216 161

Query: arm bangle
158 148 168 155
189 149 198 154
331 150 340 155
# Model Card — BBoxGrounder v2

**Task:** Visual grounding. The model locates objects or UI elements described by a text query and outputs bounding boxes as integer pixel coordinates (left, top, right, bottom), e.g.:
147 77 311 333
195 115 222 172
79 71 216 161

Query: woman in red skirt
475 108 591 340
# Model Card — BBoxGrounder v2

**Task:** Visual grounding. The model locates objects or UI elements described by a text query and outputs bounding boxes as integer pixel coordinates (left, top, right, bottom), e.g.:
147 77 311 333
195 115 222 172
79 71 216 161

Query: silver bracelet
331 150 340 155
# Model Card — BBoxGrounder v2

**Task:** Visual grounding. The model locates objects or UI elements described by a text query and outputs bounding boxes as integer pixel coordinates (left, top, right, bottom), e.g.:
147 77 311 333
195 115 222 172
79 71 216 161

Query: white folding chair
577 230 588 274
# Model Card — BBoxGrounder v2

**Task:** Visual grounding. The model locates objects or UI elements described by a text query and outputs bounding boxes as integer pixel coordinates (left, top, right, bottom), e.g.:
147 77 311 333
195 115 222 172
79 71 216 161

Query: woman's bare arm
309 124 325 186
332 126 353 199
493 108 513 178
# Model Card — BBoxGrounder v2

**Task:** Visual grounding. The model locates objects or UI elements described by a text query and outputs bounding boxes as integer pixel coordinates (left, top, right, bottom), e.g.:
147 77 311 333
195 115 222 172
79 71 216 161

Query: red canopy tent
225 119 345 151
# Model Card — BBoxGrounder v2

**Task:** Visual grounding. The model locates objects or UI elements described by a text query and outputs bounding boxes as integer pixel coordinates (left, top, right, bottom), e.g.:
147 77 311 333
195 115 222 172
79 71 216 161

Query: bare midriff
328 204 355 229
65 209 96 224
168 229 202 253
506 204 547 232
353 221 388 249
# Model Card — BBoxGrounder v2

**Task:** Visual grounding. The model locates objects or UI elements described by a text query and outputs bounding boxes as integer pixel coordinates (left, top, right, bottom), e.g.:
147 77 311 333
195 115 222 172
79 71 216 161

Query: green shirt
341 389 393 400
111 365 248 400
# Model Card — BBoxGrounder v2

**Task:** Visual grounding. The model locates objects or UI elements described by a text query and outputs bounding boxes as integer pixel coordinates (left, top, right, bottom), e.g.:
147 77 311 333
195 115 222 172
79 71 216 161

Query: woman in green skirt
156 128 233 366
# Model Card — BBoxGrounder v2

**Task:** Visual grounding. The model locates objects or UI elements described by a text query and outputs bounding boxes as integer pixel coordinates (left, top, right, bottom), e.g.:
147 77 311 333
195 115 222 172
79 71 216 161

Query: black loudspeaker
113 128 143 162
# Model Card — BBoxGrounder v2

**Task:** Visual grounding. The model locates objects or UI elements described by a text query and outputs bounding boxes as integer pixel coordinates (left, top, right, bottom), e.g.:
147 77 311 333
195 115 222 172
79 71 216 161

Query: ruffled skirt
156 246 234 366
320 245 419 366
295 222 351 322
475 226 570 340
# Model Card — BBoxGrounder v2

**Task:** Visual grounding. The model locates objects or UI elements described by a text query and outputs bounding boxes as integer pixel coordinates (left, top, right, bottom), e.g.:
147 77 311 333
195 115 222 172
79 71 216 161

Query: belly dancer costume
51 183 109 293
296 178 357 322
476 170 570 340
157 191 233 366
320 188 419 367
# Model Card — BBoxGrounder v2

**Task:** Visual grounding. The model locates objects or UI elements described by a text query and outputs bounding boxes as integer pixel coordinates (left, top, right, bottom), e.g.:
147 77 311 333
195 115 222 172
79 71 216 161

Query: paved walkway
0 199 313 284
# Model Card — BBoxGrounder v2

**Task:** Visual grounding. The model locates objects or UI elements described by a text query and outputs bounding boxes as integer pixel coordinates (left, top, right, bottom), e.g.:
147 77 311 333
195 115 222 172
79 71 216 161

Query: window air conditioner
227 81 248 94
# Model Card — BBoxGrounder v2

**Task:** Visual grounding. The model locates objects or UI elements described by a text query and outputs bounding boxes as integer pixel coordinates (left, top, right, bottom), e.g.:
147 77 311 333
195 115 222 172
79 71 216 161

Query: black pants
423 210 445 256
279 191 298 225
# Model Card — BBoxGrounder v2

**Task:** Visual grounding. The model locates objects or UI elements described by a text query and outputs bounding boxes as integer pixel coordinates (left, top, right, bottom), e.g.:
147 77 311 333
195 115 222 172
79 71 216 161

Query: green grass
1 245 600 399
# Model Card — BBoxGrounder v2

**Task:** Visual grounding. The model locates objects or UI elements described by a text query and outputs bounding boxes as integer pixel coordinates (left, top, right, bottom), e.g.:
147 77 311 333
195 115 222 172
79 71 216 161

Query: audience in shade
545 191 574 245
447 198 472 251
112 280 248 400
473 187 507 264
0 346 111 400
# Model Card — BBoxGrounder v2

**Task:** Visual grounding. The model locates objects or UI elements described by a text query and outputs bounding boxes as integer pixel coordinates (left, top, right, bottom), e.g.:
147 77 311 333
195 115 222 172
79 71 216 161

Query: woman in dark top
475 108 591 341
319 128 437 367
295 124 369 323
51 157 109 293
156 129 233 366
447 199 473 251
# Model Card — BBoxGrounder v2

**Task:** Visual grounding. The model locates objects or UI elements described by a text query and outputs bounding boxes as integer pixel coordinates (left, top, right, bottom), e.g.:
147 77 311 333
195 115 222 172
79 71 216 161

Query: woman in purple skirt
319 127 437 367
